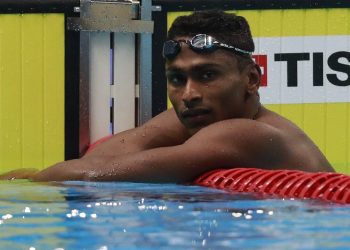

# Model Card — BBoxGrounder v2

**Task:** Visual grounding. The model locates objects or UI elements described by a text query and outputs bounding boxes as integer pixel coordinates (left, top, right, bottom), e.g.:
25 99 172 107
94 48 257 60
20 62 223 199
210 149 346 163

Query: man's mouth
181 108 211 123
182 108 210 117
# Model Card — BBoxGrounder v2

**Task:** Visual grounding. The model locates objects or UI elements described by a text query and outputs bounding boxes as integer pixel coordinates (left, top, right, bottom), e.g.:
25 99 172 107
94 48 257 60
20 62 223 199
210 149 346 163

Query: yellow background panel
238 8 350 37
167 9 350 174
43 14 65 167
22 14 44 168
0 14 64 173
0 15 22 169
173 8 350 38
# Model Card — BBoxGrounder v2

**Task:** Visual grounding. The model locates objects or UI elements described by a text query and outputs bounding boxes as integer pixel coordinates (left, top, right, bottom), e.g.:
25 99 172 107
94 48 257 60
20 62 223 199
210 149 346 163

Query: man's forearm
83 145 217 183
31 156 112 182
31 144 213 183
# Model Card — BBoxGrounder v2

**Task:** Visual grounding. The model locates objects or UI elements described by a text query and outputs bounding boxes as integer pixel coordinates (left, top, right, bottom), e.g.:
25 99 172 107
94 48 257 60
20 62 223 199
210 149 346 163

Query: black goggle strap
212 41 252 56
162 36 252 59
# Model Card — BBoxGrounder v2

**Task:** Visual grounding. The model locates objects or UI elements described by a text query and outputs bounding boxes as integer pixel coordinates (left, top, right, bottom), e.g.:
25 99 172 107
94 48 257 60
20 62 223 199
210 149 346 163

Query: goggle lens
162 40 181 60
191 34 214 49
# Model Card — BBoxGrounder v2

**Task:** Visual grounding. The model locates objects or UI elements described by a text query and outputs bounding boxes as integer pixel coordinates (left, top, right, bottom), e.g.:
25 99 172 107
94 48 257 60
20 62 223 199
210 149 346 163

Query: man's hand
0 168 39 180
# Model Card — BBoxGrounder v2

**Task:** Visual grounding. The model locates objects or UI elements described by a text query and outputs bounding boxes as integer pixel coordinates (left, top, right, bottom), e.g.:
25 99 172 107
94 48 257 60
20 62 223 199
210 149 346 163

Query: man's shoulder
196 115 282 144
209 106 283 131
255 107 306 135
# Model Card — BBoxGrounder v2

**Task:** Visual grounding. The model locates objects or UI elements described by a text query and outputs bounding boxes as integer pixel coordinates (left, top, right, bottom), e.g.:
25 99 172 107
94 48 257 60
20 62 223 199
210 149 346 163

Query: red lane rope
194 168 350 204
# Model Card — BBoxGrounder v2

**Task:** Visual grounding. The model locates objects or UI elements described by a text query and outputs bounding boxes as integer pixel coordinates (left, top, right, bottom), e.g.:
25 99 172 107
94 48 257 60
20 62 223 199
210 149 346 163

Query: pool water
0 180 350 250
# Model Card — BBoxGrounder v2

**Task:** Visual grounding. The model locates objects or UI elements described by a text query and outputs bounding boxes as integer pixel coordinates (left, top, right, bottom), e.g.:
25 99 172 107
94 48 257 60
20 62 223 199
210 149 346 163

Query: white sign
254 36 350 104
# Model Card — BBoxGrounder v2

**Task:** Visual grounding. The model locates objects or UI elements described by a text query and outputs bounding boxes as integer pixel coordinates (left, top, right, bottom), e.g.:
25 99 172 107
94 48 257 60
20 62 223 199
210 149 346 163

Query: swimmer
0 10 334 182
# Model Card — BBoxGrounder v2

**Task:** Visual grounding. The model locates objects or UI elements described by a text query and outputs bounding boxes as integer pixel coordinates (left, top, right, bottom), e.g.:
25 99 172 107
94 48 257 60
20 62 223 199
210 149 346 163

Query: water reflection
0 180 349 249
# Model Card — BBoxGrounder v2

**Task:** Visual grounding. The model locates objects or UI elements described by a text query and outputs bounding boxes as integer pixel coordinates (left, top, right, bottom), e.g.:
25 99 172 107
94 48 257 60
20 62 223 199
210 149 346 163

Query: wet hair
167 10 255 71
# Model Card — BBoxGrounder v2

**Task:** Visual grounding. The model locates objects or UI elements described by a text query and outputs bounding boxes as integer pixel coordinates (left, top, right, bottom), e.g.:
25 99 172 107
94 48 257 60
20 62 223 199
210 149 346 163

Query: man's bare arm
1 115 333 182
31 119 286 182
84 108 189 158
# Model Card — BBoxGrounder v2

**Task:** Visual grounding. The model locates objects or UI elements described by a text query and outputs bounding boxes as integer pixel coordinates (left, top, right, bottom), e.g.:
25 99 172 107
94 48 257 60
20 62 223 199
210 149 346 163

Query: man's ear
246 63 261 95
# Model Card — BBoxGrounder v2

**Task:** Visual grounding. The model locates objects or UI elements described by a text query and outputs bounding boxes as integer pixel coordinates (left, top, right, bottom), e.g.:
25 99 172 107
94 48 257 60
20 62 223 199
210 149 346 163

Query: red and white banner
253 35 350 104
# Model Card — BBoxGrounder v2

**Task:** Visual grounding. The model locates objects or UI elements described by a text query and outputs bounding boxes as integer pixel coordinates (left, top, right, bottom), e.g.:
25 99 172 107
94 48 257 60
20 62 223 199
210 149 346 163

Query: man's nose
182 80 202 108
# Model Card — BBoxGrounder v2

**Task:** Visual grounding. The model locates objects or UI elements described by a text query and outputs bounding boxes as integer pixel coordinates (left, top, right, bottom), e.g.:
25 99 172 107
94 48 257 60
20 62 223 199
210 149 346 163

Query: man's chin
179 116 214 135
185 124 207 136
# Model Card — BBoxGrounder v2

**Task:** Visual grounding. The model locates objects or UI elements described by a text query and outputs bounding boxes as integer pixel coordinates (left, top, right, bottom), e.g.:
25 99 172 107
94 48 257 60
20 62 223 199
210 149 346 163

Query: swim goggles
162 34 252 60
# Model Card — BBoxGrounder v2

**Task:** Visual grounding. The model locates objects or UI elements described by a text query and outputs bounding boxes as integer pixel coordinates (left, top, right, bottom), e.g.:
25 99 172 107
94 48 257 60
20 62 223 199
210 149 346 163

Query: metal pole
138 0 153 124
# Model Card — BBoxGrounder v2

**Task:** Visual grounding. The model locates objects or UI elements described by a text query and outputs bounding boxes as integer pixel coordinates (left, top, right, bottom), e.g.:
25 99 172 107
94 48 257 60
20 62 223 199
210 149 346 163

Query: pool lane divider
194 168 350 204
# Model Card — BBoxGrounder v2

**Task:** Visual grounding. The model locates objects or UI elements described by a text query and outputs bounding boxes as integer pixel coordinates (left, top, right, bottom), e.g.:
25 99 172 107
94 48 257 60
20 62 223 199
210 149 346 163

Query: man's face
166 39 252 135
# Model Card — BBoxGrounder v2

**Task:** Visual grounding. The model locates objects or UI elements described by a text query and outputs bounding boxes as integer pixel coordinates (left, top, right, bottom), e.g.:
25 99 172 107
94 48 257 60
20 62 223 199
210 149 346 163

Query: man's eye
167 73 186 86
199 71 217 81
